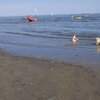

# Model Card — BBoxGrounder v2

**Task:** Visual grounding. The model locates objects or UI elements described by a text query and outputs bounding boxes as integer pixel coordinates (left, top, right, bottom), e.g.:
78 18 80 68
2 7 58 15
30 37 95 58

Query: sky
0 0 100 16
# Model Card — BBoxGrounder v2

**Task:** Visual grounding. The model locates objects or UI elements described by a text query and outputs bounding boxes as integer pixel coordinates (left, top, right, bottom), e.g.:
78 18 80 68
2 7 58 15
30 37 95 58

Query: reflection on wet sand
96 46 100 52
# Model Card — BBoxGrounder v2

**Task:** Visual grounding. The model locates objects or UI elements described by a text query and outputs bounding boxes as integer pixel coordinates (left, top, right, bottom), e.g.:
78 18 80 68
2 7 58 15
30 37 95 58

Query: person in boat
72 33 78 44
27 15 33 22
27 15 38 22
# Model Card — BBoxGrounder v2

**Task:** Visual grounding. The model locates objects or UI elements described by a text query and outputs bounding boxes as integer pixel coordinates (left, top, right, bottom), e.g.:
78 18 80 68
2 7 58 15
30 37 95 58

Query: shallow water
0 14 100 68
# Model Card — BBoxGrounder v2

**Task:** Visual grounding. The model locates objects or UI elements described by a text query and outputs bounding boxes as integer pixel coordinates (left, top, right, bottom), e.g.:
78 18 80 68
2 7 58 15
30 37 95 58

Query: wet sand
0 49 100 100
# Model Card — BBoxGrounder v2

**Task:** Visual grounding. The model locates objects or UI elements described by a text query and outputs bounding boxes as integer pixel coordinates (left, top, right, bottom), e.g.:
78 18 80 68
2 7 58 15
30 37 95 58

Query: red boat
26 16 38 22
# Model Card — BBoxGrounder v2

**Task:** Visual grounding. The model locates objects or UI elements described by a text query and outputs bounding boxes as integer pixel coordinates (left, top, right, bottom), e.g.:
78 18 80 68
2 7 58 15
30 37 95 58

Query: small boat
26 8 38 22
26 16 38 22
71 14 86 21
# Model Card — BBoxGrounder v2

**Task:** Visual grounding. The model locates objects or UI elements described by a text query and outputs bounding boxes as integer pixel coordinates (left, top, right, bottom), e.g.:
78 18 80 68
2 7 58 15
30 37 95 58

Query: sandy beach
0 49 99 100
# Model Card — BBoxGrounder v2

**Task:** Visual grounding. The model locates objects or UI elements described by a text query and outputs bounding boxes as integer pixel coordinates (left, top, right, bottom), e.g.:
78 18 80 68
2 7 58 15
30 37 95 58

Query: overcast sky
0 0 100 16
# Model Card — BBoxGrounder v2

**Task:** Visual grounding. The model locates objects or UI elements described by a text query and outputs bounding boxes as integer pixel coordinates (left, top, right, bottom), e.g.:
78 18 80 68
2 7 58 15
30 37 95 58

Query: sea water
0 14 100 68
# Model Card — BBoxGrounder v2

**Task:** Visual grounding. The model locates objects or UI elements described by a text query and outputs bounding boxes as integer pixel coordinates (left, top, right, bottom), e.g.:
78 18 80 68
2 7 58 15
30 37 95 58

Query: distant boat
50 12 54 16
71 14 87 21
26 8 38 22
26 16 38 22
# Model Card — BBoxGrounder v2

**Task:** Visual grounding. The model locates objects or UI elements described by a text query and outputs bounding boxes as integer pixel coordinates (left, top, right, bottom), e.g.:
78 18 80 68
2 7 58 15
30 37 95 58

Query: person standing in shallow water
72 33 79 44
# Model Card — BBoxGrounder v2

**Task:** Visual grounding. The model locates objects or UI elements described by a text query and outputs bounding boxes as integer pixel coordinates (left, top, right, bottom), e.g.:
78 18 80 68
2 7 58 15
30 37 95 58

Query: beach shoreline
1 43 100 69
0 49 100 100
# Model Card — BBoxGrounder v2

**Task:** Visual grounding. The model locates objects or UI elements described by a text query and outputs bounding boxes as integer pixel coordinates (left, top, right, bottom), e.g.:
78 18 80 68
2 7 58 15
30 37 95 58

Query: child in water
72 33 78 44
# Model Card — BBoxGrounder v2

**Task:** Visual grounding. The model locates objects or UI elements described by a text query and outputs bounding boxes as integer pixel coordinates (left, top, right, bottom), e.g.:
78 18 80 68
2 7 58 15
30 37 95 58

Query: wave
4 31 67 39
